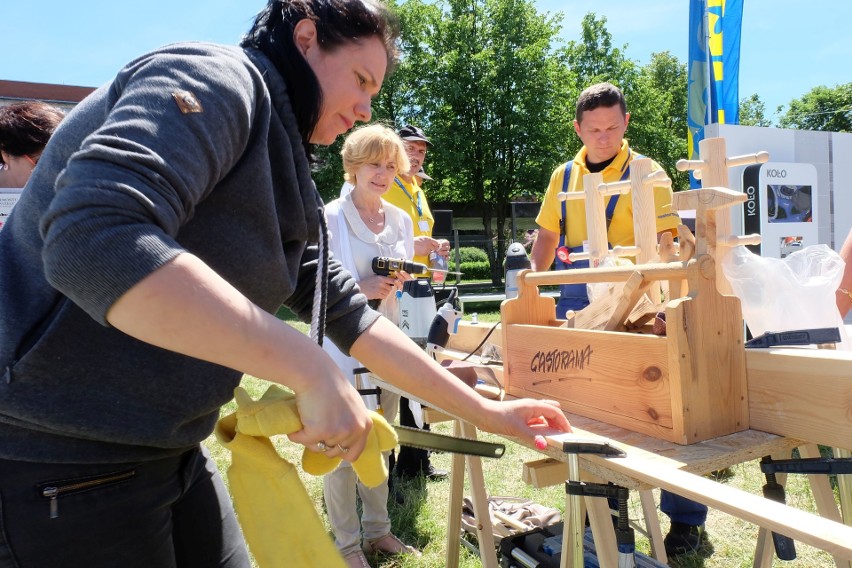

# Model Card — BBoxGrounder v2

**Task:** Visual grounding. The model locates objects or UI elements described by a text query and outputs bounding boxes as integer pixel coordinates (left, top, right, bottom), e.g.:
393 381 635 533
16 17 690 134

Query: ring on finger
337 444 349 454
316 441 329 452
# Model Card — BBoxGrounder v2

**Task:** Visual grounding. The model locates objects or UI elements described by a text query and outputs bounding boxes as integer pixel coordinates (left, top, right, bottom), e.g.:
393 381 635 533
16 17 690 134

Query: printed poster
0 188 23 232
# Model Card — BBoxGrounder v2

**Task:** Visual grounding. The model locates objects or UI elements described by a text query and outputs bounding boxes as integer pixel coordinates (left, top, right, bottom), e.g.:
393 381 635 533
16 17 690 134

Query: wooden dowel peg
727 151 770 168
557 191 586 202
719 234 762 248
676 159 704 172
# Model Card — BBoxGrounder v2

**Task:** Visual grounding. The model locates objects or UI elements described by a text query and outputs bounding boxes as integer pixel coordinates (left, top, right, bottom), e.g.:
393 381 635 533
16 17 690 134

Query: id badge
418 220 430 232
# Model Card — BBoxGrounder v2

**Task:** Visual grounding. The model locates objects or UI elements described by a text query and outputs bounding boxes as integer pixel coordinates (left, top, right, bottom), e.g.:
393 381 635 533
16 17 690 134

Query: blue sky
2 1 849 121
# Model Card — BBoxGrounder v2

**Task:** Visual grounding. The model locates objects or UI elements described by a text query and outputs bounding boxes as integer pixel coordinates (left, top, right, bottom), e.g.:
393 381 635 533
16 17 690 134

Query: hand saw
393 425 505 459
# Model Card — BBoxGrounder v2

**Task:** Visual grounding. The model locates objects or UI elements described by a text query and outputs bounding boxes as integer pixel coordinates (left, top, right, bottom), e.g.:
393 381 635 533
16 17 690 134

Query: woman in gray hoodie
0 1 571 567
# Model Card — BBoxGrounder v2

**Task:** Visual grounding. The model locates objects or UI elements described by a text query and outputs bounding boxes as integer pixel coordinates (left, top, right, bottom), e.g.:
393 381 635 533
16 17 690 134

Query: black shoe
664 522 713 559
424 466 449 481
396 465 449 482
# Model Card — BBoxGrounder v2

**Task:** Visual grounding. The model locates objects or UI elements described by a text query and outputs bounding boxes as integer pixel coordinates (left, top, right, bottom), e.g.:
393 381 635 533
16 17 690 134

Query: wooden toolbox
496 142 763 445
500 253 748 445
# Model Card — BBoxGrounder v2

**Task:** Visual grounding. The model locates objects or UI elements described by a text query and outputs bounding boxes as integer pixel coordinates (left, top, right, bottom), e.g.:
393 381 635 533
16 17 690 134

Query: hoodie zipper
38 469 135 519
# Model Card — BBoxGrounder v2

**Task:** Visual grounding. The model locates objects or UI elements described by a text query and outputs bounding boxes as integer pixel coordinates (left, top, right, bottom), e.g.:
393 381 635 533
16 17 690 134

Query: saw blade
393 425 505 458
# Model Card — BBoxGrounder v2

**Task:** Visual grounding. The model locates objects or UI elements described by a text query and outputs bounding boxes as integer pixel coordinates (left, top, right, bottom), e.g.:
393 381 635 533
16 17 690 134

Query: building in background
0 80 95 111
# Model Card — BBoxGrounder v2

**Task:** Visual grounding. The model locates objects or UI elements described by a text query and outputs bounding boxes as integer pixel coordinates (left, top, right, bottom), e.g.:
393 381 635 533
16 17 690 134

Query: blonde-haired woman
323 123 419 567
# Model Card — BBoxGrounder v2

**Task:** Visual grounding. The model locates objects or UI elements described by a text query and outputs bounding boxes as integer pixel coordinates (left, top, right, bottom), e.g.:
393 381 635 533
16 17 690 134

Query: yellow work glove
214 385 398 568
232 385 398 486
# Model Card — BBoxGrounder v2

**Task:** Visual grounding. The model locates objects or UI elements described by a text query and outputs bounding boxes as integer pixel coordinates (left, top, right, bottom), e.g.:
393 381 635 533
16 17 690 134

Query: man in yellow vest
387 124 450 482
382 124 449 268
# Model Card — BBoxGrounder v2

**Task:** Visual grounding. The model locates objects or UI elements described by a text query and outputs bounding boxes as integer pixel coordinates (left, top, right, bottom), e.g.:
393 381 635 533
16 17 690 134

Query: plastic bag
721 244 849 348
586 255 635 303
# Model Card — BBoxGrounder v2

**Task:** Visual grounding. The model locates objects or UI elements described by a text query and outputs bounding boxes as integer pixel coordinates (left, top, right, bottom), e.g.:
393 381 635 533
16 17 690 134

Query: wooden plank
508 411 801 489
603 271 651 331
544 431 852 559
665 255 749 444
519 262 687 288
501 270 559 327
522 457 566 488
747 348 852 450
446 321 502 356
699 137 734 295
504 325 674 431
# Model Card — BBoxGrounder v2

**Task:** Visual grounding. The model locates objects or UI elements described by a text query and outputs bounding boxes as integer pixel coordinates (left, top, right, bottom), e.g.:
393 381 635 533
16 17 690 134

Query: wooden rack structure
431 137 852 566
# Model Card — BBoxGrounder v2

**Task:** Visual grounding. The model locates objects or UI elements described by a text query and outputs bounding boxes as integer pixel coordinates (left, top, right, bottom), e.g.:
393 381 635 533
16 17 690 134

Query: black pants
393 397 432 476
0 446 249 568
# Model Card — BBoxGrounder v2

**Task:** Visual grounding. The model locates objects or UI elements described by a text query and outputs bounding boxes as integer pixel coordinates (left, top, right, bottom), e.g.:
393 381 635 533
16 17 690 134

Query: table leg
585 474 618 568
445 420 466 568
639 489 667 564
753 528 775 568
800 444 851 568
460 420 499 568
561 454 585 568
833 447 852 527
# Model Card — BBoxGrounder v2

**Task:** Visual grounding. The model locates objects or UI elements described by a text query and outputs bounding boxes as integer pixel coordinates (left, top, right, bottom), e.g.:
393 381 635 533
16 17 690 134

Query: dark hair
575 82 627 123
0 101 65 165
241 0 400 149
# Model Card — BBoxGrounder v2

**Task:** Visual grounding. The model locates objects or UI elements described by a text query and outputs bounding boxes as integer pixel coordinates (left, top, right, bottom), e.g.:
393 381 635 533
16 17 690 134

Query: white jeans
323 390 400 556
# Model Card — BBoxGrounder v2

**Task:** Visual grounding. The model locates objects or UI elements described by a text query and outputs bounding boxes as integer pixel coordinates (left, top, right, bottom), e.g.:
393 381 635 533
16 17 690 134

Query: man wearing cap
383 124 450 269
386 124 451 482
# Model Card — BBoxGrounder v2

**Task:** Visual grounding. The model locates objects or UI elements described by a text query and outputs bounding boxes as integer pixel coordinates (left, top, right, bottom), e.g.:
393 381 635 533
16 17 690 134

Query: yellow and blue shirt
536 139 680 249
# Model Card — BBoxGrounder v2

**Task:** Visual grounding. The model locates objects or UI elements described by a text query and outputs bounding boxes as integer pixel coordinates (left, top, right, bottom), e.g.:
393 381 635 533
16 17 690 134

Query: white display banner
0 188 23 232
742 162 818 258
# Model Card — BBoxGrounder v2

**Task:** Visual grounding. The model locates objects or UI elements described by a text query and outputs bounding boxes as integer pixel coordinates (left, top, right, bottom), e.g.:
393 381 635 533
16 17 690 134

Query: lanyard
394 178 423 218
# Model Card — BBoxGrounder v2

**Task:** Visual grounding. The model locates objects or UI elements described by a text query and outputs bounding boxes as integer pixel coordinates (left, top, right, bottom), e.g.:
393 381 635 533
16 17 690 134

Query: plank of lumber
446 321 502 355
502 410 800 491
604 270 651 331
747 348 852 451
370 375 846 557
542 431 852 559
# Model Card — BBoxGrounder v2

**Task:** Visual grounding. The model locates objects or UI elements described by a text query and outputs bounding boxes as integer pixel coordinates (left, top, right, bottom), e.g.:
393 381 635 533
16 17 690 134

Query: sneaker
664 522 713 559
362 533 422 558
343 550 371 568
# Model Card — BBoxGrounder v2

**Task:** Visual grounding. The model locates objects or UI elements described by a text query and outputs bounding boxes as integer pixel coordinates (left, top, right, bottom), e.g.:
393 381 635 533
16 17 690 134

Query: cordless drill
371 257 430 277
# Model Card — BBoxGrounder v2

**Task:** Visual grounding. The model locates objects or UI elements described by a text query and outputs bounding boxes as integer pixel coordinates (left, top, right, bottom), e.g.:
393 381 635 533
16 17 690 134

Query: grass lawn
203 307 841 567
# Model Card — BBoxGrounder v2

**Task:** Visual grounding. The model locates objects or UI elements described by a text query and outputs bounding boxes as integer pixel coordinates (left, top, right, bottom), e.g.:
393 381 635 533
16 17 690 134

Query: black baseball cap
398 124 432 147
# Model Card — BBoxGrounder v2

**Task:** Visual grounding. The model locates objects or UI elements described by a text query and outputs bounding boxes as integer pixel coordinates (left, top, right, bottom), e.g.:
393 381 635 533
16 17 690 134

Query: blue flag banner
687 0 743 183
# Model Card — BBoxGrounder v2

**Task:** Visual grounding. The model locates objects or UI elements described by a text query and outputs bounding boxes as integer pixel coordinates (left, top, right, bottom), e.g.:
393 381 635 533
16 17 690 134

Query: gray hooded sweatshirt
0 42 378 463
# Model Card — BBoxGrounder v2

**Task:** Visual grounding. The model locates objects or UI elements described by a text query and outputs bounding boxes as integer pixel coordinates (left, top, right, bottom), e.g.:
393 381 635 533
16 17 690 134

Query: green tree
777 83 852 132
739 93 773 127
563 13 636 93
311 0 440 202
629 51 689 190
563 17 689 189
411 0 574 282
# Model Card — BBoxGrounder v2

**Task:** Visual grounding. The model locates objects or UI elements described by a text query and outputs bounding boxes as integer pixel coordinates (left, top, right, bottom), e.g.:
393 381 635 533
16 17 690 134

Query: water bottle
397 279 437 348
504 242 531 299
429 251 448 284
